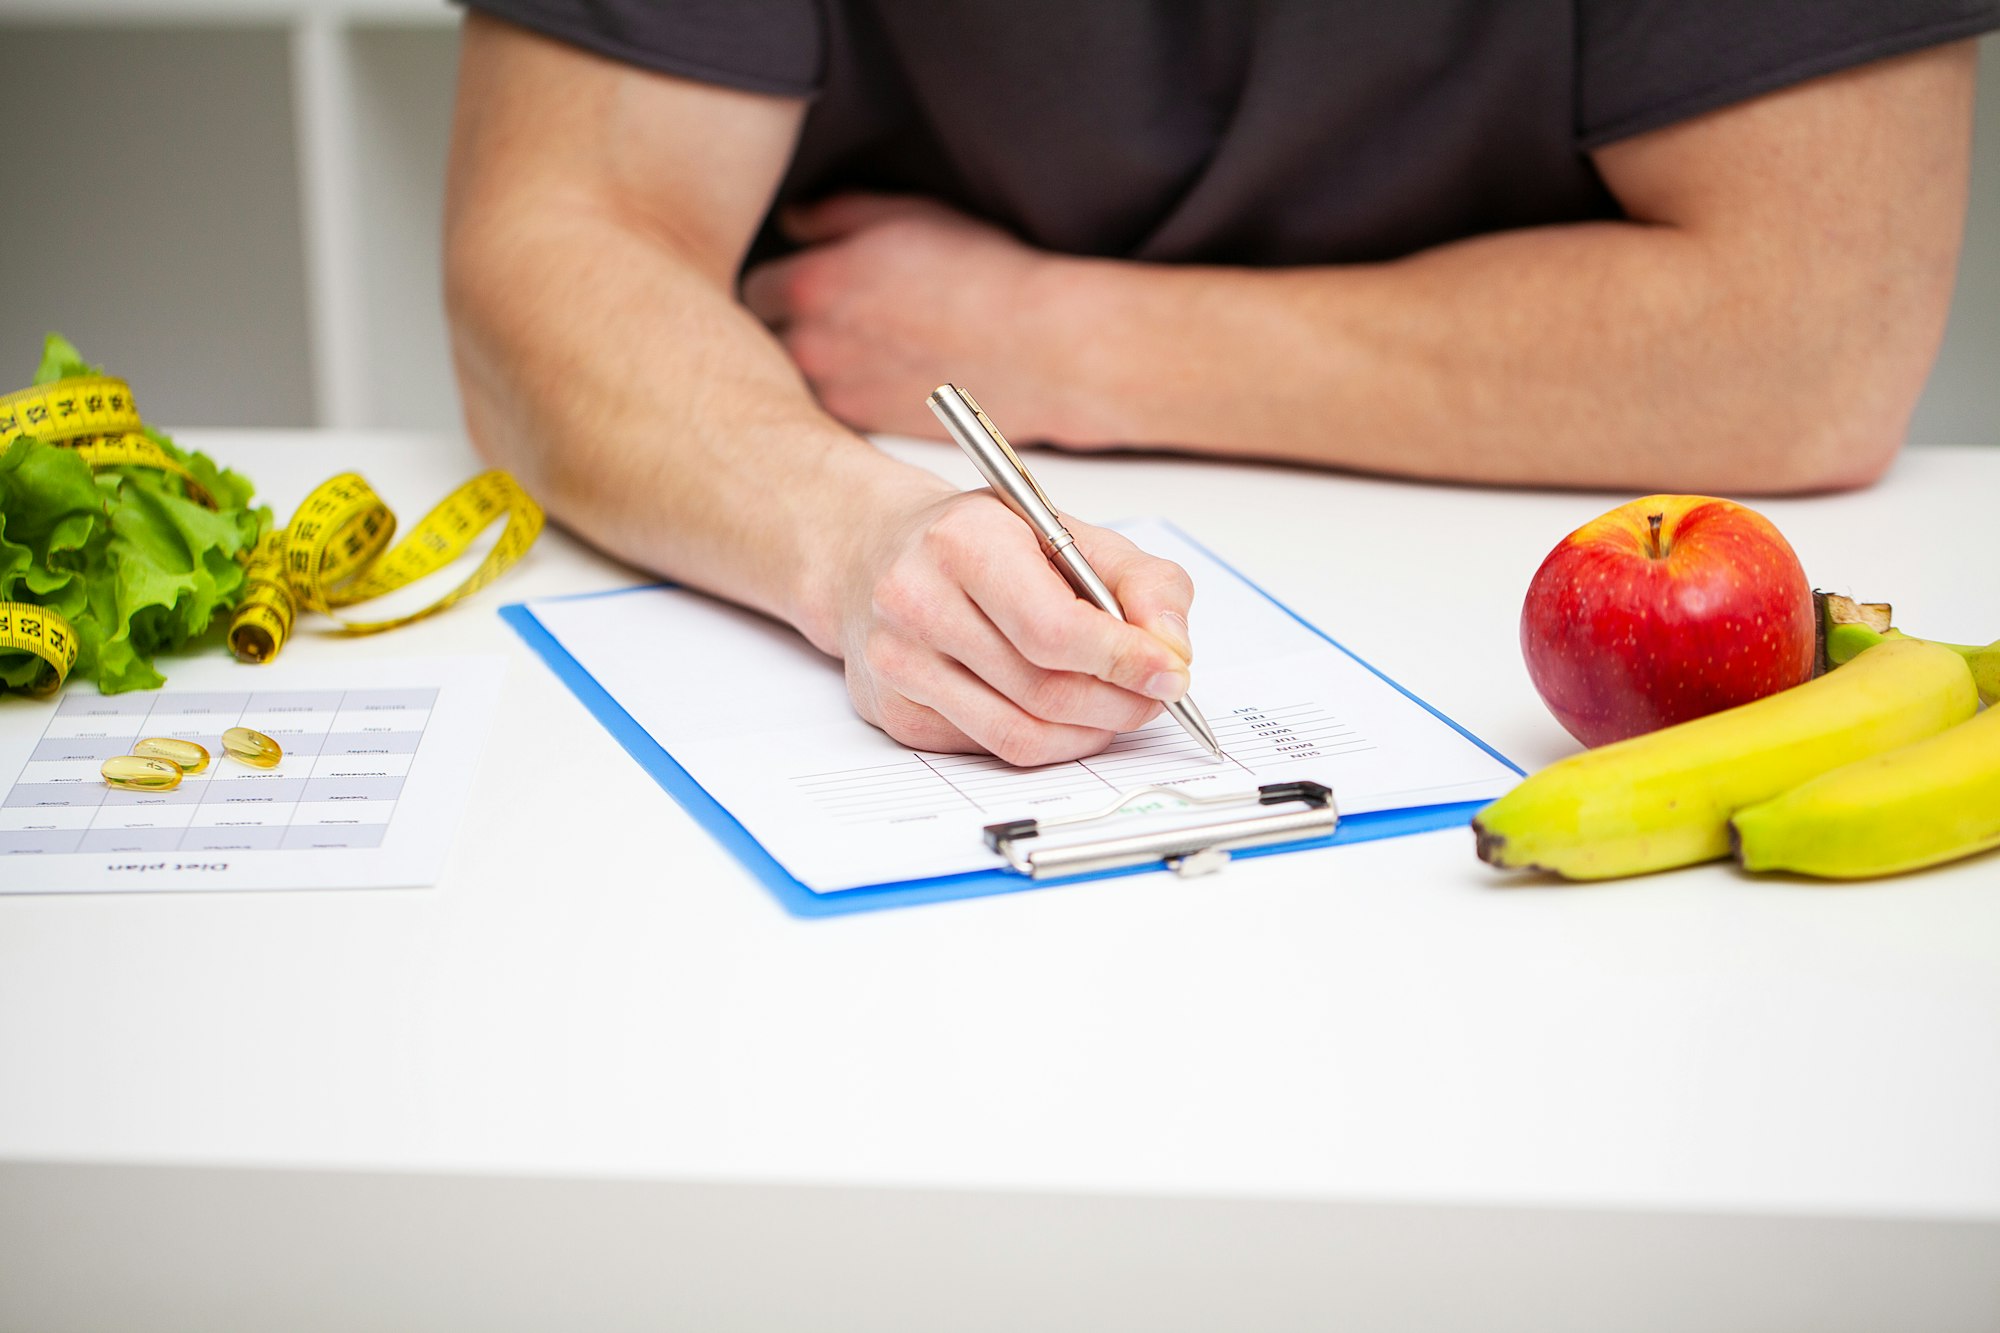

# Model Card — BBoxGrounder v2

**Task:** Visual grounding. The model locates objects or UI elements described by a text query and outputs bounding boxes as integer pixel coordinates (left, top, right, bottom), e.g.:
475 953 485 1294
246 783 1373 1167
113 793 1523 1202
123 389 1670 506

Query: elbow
1748 388 1909 496
1722 282 1951 496
1713 392 1910 498
1771 421 1903 497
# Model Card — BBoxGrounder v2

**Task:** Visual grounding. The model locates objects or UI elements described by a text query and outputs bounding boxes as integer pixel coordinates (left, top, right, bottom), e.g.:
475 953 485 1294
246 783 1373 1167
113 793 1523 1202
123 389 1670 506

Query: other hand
742 193 1085 442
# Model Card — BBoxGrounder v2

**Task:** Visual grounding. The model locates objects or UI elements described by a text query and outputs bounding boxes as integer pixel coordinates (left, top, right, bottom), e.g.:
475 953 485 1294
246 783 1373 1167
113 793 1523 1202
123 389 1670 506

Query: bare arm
746 42 1980 494
445 14 1195 764
446 13 878 629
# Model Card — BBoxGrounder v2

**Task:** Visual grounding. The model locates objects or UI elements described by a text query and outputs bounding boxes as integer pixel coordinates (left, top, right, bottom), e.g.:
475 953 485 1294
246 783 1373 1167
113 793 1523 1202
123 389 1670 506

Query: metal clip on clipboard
982 781 1337 880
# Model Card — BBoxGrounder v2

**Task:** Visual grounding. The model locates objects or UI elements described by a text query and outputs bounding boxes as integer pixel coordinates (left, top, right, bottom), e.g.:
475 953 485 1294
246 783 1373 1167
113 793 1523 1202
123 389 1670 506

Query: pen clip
957 388 1064 525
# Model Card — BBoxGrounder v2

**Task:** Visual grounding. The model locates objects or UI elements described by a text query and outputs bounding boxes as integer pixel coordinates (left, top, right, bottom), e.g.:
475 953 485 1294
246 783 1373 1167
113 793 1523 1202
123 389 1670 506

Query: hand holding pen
800 388 1203 768
928 384 1225 761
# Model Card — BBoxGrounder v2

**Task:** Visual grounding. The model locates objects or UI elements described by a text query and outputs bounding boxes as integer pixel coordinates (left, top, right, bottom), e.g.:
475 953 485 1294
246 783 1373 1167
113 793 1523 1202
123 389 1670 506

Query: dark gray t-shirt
459 0 2000 266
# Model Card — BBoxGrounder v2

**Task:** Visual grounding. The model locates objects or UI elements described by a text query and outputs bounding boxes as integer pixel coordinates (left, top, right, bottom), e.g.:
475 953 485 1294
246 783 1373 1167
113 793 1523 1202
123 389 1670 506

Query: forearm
1034 215 1935 495
1032 40 1983 497
446 201 946 649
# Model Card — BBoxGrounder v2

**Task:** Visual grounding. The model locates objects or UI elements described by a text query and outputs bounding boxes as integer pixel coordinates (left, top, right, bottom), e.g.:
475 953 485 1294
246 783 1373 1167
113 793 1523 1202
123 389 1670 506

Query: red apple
1521 494 1816 747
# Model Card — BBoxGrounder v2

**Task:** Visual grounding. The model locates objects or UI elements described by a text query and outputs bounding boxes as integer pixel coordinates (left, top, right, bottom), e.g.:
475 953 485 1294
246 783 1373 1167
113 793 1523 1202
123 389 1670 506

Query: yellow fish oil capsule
222 726 283 768
102 754 183 792
132 736 211 775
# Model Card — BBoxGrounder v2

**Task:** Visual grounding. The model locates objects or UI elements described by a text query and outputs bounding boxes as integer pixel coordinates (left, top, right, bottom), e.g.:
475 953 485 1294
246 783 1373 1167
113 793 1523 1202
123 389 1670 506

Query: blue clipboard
501 526 1517 918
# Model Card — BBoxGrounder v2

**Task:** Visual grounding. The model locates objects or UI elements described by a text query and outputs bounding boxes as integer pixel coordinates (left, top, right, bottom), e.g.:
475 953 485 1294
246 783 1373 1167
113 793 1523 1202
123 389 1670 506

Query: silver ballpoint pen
927 383 1226 761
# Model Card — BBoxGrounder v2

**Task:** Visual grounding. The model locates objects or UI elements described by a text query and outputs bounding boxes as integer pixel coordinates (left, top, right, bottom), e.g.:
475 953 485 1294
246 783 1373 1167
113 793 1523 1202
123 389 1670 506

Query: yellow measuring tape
1 374 543 693
0 603 79 698
0 375 214 507
228 470 542 663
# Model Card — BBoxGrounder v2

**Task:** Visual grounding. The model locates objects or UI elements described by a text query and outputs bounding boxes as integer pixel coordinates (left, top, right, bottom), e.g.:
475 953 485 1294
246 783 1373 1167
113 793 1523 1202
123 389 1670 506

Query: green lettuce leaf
1 334 270 694
34 332 101 385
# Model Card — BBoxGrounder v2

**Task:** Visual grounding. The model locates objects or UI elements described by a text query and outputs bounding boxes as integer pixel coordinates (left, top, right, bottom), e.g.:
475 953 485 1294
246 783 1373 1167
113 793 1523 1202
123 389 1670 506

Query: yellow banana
1730 704 2000 879
1474 637 1977 880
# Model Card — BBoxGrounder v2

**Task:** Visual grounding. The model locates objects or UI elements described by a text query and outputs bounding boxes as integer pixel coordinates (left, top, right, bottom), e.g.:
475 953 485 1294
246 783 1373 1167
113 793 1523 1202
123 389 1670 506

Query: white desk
4 433 1998 1331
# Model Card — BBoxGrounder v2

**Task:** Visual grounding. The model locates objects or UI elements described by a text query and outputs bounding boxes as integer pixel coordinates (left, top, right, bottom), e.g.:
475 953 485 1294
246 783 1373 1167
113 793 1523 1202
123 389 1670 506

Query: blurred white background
0 6 1994 446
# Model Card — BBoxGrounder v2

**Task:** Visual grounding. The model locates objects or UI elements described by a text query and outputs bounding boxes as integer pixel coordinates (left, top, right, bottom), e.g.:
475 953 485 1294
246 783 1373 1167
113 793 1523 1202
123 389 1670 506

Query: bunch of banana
1473 636 1978 880
1724 595 2000 878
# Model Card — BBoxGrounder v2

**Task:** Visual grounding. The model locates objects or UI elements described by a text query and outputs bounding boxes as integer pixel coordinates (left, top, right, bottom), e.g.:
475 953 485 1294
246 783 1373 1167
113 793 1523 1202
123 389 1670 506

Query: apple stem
1646 513 1666 560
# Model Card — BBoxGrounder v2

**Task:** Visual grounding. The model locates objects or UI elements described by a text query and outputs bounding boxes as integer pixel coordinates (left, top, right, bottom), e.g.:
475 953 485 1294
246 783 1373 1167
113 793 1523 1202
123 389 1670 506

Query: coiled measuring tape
228 469 542 662
1 374 543 693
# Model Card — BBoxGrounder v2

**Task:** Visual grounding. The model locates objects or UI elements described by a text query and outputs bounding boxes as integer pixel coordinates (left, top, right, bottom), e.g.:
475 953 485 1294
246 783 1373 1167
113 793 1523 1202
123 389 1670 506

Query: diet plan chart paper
517 520 1518 895
0 655 504 894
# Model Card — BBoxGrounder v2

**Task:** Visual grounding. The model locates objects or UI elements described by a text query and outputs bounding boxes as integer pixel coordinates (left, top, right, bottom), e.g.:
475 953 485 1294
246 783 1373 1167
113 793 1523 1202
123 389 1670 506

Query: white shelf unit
1 8 1996 442
0 0 459 431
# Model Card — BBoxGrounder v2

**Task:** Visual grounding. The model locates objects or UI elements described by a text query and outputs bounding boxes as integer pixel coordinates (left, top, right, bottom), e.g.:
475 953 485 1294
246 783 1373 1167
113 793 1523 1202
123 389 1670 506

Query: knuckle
1115 557 1192 618
1018 668 1084 722
920 507 979 565
877 698 955 753
869 569 932 633
998 722 1109 769
1107 630 1162 686
983 714 1054 769
1095 536 1185 588
1020 672 1153 734
1120 694 1164 732
861 630 916 685
874 694 921 733
1013 604 1076 666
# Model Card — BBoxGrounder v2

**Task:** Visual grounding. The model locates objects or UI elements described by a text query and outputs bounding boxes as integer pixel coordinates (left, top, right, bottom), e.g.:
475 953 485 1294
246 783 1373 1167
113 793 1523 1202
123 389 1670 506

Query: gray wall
1910 32 2000 445
347 24 462 431
0 25 317 428
0 26 1995 441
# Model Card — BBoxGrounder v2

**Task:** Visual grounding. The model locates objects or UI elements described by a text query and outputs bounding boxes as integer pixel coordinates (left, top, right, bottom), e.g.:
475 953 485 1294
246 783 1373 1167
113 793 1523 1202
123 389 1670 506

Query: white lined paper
523 521 1516 893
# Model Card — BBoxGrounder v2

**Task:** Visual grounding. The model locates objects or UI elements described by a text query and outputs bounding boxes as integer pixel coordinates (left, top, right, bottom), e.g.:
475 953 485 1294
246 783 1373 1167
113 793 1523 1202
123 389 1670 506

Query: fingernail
1143 668 1188 702
1151 610 1192 662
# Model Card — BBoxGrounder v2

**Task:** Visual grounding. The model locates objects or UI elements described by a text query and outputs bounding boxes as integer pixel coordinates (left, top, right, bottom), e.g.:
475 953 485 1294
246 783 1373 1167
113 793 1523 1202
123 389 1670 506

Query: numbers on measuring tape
0 601 81 696
0 375 142 444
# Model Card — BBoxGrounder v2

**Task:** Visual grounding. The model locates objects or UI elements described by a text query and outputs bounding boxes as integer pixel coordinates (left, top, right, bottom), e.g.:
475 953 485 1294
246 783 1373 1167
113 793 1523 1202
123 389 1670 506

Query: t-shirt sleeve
1577 0 2000 149
453 0 824 99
